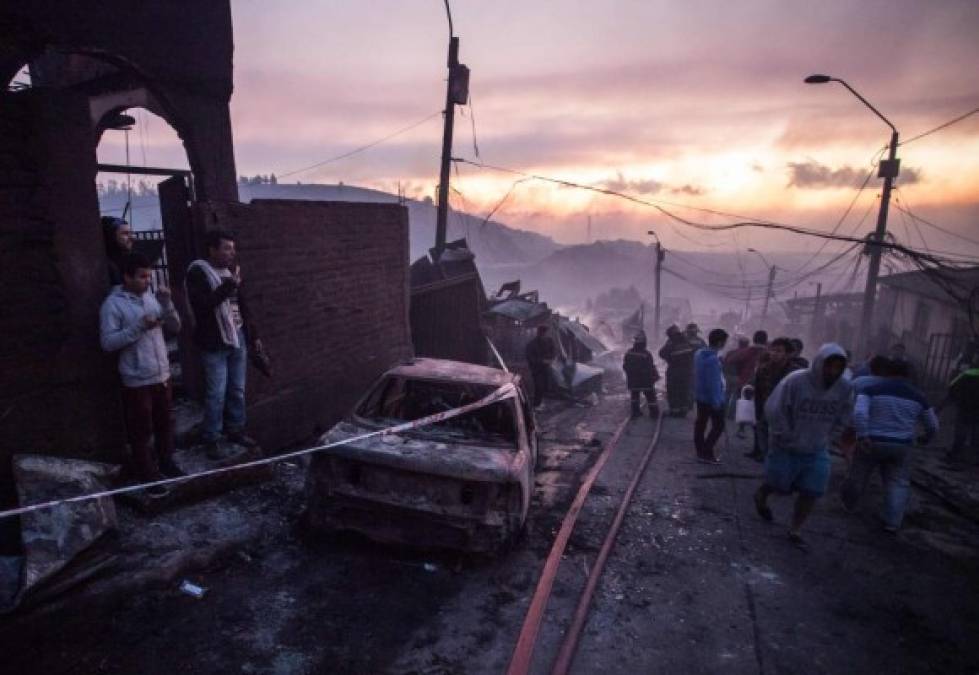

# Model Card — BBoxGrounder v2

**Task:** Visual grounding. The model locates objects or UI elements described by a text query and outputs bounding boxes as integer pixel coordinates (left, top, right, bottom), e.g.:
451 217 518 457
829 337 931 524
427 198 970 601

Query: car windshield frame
354 375 519 449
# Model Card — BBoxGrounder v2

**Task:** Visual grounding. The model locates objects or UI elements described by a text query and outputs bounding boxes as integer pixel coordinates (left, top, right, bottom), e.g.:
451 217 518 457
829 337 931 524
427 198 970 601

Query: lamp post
747 248 777 320
647 230 665 339
804 74 899 354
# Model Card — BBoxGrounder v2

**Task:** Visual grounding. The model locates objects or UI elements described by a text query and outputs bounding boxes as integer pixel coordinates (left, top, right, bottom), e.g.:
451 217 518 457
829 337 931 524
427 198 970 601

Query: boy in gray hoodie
100 253 182 488
753 343 853 548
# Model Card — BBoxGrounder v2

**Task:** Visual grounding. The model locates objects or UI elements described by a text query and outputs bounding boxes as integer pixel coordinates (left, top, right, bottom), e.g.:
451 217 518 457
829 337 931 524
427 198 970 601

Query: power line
900 106 979 146
278 111 442 179
892 187 979 247
452 156 979 266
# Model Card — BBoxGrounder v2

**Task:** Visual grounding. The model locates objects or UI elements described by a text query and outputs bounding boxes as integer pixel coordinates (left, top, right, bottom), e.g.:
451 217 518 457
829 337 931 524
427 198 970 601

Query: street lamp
747 248 777 320
647 230 665 338
805 73 900 354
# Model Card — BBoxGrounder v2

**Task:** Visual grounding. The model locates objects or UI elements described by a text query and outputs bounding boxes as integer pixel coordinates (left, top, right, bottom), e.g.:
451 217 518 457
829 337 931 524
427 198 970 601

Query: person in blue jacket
694 328 729 463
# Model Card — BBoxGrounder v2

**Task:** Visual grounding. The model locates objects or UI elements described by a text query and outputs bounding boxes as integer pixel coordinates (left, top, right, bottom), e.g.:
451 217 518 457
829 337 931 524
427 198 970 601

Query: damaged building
0 2 412 530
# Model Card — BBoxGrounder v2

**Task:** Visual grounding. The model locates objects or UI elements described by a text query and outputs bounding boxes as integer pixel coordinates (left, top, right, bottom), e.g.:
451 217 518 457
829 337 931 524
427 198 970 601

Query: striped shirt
854 378 938 445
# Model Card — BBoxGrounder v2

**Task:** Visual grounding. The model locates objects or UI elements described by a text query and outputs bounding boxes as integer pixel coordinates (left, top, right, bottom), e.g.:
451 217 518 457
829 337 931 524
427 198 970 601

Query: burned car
304 358 538 552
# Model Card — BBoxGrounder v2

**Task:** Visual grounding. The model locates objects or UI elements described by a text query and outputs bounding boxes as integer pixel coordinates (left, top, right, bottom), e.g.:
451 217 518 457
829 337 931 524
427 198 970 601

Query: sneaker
788 531 809 550
696 455 721 465
226 431 258 448
159 458 185 478
204 441 224 461
754 489 773 522
882 524 899 534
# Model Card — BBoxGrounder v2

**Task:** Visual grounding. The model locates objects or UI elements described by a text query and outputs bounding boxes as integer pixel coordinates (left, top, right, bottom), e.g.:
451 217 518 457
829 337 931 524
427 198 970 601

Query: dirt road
2 385 978 674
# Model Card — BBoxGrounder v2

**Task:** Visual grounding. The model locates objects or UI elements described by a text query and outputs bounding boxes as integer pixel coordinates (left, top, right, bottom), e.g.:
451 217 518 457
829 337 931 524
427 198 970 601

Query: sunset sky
103 1 979 253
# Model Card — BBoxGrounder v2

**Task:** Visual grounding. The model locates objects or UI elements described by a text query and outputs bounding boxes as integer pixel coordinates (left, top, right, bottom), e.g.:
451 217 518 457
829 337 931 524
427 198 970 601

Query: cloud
602 172 664 194
671 184 705 196
787 160 922 189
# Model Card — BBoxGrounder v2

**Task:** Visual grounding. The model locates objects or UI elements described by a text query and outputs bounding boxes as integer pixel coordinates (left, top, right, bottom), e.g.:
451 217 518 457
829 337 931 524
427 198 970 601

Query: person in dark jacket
623 332 659 418
745 337 800 461
947 356 979 465
525 325 556 408
186 229 261 457
659 324 695 417
102 216 134 286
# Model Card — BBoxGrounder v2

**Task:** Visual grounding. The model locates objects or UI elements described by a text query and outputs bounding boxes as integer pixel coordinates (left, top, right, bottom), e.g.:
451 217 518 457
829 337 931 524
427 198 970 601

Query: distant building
876 267 979 389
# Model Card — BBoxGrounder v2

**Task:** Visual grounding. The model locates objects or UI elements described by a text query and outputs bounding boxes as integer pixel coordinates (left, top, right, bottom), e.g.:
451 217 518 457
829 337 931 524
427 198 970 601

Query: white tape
0 382 518 521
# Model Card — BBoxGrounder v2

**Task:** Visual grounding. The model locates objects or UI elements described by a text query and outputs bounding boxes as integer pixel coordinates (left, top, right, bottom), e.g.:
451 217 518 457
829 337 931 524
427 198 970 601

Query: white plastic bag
735 385 756 426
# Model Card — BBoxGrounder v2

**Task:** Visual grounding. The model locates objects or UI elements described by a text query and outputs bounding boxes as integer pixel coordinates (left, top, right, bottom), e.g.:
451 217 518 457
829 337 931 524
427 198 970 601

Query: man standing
659 324 695 417
100 253 182 491
525 324 556 409
841 360 938 532
101 216 134 286
788 338 809 370
623 332 659 418
694 328 729 463
753 344 853 549
947 355 979 465
186 230 260 457
745 337 799 462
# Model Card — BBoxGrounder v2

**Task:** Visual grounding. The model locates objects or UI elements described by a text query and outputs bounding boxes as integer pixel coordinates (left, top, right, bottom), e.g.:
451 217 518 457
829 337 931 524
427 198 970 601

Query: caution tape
0 382 519 522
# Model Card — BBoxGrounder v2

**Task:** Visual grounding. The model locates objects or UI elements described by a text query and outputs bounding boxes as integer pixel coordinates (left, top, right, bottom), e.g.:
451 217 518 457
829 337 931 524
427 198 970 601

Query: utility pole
761 265 777 319
858 129 899 353
434 6 470 259
804 74 899 355
648 231 664 338
811 282 824 345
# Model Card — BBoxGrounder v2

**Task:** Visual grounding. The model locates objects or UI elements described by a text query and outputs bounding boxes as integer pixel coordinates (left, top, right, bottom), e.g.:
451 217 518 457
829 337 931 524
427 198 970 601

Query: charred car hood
319 420 522 483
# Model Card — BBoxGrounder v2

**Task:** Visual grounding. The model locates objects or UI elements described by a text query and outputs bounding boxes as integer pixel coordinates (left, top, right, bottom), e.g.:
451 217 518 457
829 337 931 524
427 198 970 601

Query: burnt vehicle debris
304 358 538 553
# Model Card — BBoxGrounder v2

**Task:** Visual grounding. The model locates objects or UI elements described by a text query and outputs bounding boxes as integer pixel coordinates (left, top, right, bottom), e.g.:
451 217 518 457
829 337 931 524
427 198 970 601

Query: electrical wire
892 186 979 247
278 111 442 179
900 106 979 146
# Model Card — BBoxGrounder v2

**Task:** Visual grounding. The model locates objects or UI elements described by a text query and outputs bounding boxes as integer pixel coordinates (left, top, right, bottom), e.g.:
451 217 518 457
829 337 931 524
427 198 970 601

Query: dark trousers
121 380 175 481
630 389 657 416
694 401 725 458
530 365 549 407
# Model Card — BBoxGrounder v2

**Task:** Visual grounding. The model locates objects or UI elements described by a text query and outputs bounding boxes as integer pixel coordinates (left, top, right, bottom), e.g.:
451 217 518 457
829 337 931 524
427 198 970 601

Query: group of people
629 321 953 549
99 219 262 496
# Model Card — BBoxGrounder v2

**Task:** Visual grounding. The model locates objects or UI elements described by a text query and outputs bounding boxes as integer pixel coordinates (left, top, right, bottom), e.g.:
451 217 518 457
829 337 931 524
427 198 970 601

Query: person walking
186 229 261 458
659 324 695 417
694 328 729 463
946 355 979 465
841 360 938 532
753 343 853 549
623 332 659 418
722 335 750 421
745 337 798 462
525 324 556 409
725 330 768 435
99 253 183 492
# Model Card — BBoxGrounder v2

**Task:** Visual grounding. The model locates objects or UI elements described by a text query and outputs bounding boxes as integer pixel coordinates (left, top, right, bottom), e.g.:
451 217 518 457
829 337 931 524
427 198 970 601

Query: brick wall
198 198 412 450
0 90 126 518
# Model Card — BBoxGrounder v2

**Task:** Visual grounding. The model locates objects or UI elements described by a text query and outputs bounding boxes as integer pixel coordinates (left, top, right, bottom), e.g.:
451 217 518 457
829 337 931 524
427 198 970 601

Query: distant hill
97 181 561 267
238 183 559 266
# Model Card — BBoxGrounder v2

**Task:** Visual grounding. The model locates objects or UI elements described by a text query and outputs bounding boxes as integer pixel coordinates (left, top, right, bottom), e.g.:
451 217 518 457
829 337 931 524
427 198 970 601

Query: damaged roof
558 318 607 354
485 298 551 323
388 357 517 387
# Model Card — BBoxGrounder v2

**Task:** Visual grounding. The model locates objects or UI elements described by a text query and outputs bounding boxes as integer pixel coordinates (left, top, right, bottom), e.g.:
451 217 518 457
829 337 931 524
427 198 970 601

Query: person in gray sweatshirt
753 343 853 548
100 252 183 489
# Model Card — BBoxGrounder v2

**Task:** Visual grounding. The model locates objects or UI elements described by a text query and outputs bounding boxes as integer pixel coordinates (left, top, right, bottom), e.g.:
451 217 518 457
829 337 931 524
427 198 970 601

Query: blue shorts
764 449 831 497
